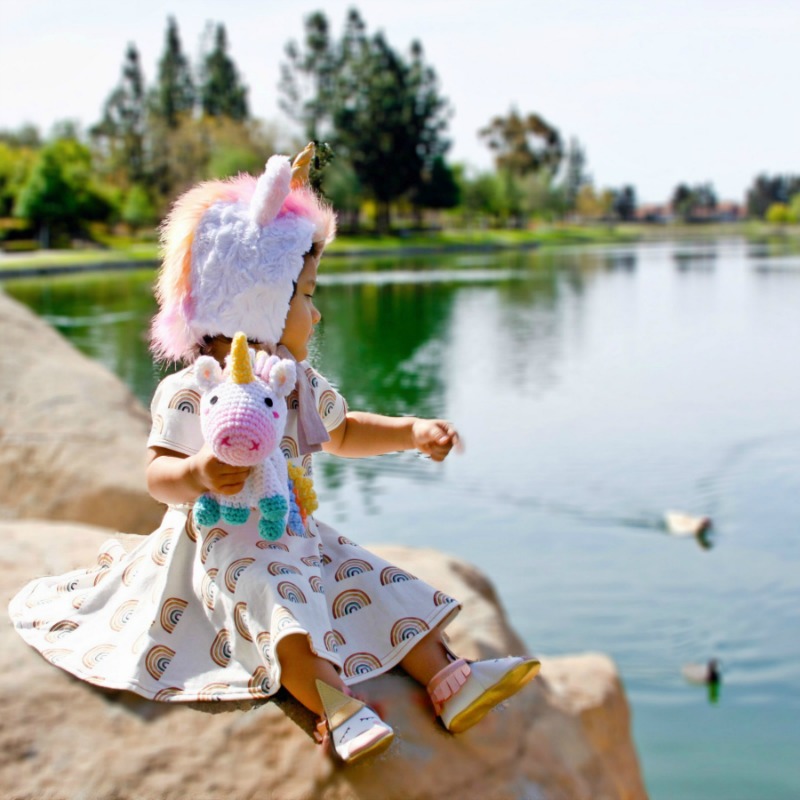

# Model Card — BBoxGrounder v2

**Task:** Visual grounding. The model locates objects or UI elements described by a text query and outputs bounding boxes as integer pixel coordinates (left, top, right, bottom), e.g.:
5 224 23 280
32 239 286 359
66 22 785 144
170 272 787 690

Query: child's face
279 249 322 361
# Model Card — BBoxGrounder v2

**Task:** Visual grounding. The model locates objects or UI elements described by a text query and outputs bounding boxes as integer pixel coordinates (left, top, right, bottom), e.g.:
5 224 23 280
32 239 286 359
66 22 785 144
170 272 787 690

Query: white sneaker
432 656 541 734
316 680 394 764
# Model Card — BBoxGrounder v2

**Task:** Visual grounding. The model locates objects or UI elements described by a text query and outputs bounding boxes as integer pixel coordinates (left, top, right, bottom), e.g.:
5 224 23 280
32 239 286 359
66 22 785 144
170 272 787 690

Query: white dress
8 362 460 702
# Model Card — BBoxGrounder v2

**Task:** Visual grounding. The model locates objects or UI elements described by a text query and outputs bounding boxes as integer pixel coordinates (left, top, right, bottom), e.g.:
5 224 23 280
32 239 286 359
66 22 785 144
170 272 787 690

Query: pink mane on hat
151 167 336 364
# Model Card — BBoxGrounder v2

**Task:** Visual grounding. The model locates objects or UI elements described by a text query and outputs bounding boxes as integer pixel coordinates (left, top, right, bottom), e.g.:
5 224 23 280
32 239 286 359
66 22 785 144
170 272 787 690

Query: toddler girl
9 144 540 764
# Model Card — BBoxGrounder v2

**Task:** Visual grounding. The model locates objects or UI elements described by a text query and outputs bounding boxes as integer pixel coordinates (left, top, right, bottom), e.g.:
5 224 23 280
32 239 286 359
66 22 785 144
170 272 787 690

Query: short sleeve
146 367 205 456
302 363 347 433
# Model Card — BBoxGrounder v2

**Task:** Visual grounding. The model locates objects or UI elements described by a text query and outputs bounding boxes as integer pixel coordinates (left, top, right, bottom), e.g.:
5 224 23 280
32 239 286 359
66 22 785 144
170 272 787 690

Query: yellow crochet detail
288 463 319 517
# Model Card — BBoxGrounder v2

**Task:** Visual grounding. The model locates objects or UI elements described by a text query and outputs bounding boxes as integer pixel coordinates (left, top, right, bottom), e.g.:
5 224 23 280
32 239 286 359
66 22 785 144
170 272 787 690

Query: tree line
1 10 798 249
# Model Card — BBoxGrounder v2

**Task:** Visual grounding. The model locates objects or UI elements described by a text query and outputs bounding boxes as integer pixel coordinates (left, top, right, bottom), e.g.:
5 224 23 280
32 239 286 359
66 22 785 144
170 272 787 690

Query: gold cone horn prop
315 679 367 730
290 142 315 189
230 332 254 384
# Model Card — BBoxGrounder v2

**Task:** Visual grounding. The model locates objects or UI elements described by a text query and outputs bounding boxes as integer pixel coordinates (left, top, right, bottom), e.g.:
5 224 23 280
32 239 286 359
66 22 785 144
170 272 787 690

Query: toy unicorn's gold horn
230 332 254 384
290 142 315 189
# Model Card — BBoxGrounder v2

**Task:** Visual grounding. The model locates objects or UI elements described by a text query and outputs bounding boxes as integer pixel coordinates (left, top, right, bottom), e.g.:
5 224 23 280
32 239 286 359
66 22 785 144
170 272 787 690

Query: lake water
4 238 799 799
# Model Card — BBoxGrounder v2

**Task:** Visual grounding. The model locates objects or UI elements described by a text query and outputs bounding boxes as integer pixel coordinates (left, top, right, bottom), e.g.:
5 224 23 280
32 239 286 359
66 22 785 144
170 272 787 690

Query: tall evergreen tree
279 11 337 141
280 10 451 230
200 24 249 121
561 137 588 213
92 43 148 185
152 17 195 128
612 185 637 221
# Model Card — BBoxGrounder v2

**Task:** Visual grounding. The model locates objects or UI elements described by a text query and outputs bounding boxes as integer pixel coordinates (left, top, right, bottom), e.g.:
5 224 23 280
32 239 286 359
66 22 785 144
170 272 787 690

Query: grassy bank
0 225 641 274
3 222 799 275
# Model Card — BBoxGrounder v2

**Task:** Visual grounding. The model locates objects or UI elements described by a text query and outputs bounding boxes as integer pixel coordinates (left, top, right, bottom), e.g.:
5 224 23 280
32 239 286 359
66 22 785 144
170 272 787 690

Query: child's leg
401 621 541 733
276 632 394 763
275 633 348 716
399 621 452 685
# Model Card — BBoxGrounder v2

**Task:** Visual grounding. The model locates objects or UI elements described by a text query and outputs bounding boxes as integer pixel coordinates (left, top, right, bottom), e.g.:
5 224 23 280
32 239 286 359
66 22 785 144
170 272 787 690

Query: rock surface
1 520 648 800
0 291 162 533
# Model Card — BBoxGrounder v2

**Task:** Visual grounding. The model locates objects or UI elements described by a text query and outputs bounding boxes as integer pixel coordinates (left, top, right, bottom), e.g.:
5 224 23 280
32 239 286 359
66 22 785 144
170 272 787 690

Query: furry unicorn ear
268 359 297 398
254 352 278 382
250 155 292 227
195 356 224 392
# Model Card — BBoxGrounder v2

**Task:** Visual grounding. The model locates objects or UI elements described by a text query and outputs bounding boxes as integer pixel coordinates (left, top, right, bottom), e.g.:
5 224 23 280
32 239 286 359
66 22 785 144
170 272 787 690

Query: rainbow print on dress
210 629 232 667
332 589 372 618
380 566 417 585
343 651 382 677
145 644 175 680
334 558 374 581
167 389 201 414
159 598 187 634
390 617 430 647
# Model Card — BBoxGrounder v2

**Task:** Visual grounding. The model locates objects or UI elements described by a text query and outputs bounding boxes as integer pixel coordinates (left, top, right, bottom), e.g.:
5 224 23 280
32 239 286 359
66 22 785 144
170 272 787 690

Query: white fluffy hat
151 144 336 363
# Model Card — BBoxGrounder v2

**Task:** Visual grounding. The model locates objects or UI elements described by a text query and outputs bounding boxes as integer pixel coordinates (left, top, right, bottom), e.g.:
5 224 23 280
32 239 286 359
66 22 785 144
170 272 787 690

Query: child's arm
146 444 252 505
323 412 461 462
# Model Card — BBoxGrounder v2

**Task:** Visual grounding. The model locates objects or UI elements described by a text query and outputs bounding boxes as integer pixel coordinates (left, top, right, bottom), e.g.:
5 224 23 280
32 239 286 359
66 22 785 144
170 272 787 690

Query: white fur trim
189 202 315 345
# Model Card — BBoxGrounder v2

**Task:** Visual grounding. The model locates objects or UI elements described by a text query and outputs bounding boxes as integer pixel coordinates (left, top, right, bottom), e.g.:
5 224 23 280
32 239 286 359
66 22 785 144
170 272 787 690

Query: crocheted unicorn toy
193 332 297 540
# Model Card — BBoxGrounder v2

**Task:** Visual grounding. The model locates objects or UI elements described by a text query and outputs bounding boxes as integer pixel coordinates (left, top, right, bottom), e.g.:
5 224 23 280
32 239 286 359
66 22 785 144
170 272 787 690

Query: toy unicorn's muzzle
215 428 275 467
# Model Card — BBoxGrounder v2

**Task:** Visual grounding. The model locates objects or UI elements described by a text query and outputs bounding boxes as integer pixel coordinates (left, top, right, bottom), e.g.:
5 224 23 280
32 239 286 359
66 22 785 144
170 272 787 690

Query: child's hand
411 419 462 462
189 444 252 495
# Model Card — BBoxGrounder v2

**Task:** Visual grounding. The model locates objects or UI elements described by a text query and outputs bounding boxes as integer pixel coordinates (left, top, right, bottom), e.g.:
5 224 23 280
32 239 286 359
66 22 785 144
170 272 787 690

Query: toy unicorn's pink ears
195 355 224 392
254 352 296 397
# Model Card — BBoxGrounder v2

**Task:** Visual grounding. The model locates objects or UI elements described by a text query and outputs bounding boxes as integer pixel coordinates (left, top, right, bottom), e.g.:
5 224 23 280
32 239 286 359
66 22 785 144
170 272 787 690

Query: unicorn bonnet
151 143 336 362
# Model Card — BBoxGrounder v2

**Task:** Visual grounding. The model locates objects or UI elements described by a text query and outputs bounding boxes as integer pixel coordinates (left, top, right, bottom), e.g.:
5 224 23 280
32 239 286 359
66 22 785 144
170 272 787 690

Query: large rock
0 291 162 533
1 520 648 800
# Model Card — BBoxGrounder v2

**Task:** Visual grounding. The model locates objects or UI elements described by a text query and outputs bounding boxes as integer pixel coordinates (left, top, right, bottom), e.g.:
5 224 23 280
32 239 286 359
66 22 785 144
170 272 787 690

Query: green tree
0 141 36 216
281 9 451 232
121 183 157 230
479 109 563 178
323 156 363 231
789 193 800 223
671 182 716 222
152 17 195 128
765 202 790 225
746 174 800 219
415 155 460 212
459 170 508 225
92 43 148 186
15 138 110 246
561 137 588 213
612 185 637 221
479 109 563 226
279 12 337 141
199 23 249 121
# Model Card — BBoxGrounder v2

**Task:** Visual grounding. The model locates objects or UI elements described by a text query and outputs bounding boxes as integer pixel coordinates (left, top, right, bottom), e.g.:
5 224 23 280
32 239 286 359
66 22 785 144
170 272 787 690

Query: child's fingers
215 477 248 495
434 423 463 453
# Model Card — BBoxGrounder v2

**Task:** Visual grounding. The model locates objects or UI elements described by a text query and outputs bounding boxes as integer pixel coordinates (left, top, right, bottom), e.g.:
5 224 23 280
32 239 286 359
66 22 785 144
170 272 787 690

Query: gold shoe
315 680 394 764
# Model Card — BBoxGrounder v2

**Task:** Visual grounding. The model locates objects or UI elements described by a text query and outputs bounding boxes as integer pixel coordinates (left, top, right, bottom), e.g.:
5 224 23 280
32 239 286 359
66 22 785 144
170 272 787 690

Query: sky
1 0 797 204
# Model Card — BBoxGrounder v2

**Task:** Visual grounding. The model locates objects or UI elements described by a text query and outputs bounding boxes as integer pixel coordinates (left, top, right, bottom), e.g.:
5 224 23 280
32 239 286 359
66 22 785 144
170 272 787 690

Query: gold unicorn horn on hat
230 332 254 384
290 142 315 189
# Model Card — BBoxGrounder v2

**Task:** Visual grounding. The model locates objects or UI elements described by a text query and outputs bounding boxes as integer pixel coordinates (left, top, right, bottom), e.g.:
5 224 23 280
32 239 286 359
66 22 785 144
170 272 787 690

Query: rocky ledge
1 521 647 800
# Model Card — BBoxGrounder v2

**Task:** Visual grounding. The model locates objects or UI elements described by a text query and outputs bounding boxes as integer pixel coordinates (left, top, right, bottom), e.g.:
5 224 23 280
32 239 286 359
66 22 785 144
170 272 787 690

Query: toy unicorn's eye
264 397 274 408
209 395 218 405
